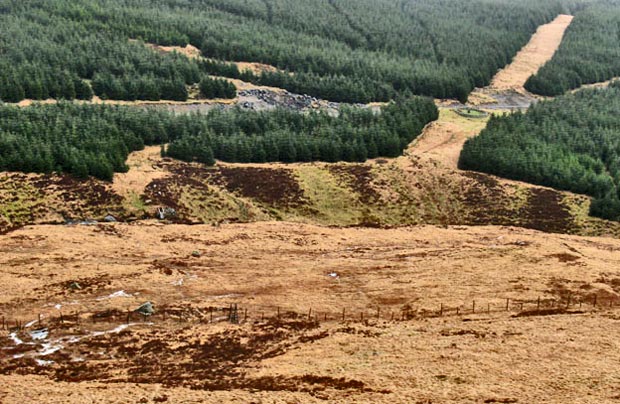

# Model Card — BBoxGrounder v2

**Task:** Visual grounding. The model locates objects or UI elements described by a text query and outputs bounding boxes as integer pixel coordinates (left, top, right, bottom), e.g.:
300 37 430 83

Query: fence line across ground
1 293 617 334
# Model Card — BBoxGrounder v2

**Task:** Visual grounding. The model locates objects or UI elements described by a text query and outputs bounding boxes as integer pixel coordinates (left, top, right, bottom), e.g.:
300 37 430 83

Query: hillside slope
0 10 616 238
2 222 620 402
1 138 618 238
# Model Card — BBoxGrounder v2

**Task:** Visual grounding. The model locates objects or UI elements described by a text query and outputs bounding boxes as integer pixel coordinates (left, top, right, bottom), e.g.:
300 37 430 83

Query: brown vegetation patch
215 166 307 209
151 164 309 212
547 253 580 263
595 275 620 294
440 329 495 338
483 398 518 404
327 164 380 204
0 317 333 393
32 174 123 215
143 176 202 223
520 188 573 234
460 172 574 233
36 275 113 297
461 172 519 225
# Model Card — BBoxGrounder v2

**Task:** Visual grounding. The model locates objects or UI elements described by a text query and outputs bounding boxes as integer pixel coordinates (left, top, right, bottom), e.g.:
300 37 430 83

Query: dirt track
489 14 573 92
413 14 574 168
408 109 491 169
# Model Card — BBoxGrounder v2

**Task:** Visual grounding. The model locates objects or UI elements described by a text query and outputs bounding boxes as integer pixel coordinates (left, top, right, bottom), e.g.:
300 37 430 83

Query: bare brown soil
1 222 620 402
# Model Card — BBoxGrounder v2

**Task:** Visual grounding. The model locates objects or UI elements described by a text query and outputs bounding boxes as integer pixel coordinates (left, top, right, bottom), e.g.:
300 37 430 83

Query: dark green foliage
0 1 203 103
0 97 436 179
459 87 620 221
0 0 574 103
0 102 172 181
164 97 438 165
195 0 569 102
525 4 620 96
199 77 236 99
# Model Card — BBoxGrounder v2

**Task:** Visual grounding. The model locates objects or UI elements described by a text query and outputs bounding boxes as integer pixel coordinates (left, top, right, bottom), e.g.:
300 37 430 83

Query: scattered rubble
237 89 342 112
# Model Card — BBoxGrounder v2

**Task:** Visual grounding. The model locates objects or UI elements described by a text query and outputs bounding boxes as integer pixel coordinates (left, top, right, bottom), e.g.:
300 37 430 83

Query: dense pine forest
459 83 620 221
525 2 620 96
0 0 580 103
0 97 437 180
164 97 438 164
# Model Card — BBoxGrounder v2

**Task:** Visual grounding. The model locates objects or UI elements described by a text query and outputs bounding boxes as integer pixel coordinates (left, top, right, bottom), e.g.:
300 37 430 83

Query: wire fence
2 292 617 334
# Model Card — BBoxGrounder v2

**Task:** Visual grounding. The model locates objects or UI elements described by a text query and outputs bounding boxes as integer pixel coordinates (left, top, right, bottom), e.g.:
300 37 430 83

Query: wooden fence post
440 304 443 316
472 301 475 314
505 298 509 311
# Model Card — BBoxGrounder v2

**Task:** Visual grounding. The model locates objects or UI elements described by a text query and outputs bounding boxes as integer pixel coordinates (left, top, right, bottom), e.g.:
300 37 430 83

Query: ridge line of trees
163 97 438 165
0 97 437 180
